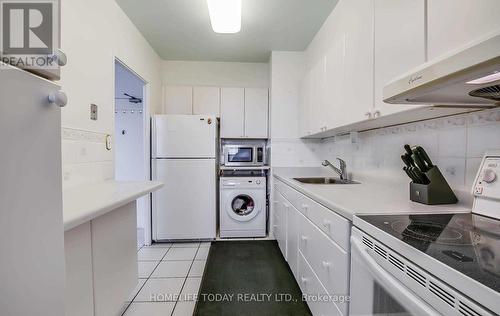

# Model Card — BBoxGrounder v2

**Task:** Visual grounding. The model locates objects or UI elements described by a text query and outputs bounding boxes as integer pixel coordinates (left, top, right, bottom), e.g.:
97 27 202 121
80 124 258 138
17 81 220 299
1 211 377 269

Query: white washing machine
219 177 267 238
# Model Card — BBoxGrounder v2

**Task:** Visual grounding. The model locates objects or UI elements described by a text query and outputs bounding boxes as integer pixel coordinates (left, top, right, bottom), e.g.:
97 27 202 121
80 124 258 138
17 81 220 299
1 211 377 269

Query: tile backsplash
321 108 500 191
61 127 113 189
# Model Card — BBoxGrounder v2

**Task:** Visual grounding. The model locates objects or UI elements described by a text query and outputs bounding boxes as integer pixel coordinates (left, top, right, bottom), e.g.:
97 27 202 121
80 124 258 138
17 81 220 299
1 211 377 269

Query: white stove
351 152 500 315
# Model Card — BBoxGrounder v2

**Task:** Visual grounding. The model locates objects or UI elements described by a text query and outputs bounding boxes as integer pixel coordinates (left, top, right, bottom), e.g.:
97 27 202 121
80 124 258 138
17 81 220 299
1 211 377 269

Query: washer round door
226 191 262 222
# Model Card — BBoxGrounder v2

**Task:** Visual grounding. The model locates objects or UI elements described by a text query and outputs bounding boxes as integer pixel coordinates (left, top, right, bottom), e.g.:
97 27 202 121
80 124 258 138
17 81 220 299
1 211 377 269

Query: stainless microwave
223 145 266 166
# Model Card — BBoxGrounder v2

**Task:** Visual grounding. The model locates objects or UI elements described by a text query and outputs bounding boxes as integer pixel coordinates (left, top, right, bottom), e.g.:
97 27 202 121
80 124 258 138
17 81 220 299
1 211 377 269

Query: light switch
90 104 98 120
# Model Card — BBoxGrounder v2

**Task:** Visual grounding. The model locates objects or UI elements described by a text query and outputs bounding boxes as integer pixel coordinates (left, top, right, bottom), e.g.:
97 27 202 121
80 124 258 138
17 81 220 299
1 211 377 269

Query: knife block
409 166 458 205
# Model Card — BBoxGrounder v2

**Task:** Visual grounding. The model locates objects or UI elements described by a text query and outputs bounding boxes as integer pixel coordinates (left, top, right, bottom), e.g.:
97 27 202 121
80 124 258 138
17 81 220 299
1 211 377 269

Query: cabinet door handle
301 203 309 210
373 110 381 118
322 220 331 227
301 276 308 284
273 225 278 228
48 91 68 107
365 112 372 119
301 235 308 242
322 261 332 269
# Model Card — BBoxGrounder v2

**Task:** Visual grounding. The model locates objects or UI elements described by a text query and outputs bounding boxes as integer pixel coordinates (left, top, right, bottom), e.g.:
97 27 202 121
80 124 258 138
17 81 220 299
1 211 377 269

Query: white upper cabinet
373 0 426 116
338 0 374 126
163 85 193 114
193 86 220 116
220 88 245 138
299 71 312 137
324 32 345 130
244 88 269 138
428 0 500 60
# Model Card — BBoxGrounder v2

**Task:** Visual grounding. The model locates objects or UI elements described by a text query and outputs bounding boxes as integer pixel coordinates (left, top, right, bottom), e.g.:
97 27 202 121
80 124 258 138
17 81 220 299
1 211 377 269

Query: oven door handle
351 236 439 316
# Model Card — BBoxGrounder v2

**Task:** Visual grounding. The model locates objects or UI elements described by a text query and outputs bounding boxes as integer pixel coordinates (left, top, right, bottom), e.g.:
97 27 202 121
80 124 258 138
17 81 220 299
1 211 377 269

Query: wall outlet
90 104 98 120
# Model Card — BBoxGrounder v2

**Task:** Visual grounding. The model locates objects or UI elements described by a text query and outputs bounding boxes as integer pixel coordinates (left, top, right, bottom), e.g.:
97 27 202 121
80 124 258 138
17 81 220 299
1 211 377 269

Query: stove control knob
482 169 497 183
256 180 261 185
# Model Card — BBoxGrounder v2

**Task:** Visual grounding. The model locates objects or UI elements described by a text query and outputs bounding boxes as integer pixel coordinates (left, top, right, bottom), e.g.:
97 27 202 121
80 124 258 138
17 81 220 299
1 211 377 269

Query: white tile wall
320 108 500 191
270 138 323 167
61 127 114 189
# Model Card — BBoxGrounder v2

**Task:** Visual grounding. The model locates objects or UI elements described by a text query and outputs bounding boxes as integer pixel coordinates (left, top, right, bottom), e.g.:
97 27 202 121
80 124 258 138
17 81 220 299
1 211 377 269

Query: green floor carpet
194 241 312 316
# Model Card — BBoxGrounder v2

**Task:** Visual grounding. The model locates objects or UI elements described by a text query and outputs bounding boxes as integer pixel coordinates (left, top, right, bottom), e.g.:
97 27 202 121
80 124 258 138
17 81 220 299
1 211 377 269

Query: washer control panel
473 155 500 200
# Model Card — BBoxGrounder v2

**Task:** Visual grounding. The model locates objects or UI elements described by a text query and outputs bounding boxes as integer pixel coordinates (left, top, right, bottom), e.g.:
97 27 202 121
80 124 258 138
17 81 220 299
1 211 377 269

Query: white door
193 86 220 116
427 0 500 60
163 85 193 114
220 87 245 138
373 0 426 117
0 67 65 316
153 159 216 240
244 88 269 138
154 115 216 158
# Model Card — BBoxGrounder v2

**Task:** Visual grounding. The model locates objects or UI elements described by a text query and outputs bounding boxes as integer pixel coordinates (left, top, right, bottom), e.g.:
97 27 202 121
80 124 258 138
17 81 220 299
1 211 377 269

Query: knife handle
416 146 434 168
404 144 413 156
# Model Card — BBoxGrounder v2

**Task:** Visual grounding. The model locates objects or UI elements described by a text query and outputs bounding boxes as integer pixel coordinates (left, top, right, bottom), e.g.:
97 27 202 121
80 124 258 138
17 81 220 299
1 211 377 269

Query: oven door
224 146 255 166
350 233 439 316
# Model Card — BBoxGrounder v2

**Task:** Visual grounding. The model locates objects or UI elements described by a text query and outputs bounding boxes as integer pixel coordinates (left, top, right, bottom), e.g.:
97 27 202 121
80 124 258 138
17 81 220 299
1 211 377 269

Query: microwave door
226 147 254 166
350 236 439 316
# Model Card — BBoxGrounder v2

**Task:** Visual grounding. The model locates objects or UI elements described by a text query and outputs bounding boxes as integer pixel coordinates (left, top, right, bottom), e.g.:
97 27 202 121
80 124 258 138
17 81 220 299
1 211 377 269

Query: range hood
384 30 500 107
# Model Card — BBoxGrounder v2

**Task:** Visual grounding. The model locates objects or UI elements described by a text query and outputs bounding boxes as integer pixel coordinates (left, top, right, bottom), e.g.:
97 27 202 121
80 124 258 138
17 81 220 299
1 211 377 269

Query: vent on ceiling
469 84 500 101
361 234 491 316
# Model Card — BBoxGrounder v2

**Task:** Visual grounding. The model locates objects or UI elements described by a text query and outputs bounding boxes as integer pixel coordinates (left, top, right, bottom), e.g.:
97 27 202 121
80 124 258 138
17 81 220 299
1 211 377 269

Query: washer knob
483 169 497 183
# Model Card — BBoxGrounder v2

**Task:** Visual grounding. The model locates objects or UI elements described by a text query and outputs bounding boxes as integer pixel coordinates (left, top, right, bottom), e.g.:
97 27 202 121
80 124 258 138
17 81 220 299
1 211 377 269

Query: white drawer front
274 178 350 251
299 216 349 315
298 251 343 316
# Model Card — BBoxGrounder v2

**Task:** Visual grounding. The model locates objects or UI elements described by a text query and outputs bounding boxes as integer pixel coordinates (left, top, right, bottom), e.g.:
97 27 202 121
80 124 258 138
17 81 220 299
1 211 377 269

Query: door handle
321 261 332 269
48 91 67 107
300 235 308 242
301 276 308 284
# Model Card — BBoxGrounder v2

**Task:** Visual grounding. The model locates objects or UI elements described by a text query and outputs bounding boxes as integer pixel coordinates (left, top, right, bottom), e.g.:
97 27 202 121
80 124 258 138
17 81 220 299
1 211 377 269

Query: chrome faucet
322 158 348 180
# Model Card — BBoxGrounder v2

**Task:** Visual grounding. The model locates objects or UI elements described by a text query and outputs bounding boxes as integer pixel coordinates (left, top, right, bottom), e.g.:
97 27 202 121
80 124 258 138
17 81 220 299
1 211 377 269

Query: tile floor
122 242 211 316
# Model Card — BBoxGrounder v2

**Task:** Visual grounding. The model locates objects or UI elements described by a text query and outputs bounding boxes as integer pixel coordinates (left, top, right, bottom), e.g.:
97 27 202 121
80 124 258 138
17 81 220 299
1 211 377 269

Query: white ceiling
116 0 338 62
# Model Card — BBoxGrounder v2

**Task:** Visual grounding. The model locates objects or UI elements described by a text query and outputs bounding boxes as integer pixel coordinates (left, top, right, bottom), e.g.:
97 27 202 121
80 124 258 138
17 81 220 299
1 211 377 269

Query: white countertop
273 167 472 221
63 181 163 231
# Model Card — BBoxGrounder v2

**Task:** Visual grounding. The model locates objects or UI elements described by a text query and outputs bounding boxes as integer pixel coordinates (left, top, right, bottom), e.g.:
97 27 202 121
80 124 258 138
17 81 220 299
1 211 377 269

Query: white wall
162 60 269 87
60 0 162 188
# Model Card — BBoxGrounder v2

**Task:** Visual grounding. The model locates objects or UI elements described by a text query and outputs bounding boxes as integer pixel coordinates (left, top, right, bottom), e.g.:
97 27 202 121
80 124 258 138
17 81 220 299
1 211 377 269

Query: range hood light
207 0 241 34
466 71 500 85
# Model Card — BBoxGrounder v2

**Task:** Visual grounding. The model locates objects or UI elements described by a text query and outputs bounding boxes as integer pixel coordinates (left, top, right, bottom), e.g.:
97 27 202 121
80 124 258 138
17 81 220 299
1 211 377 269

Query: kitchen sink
293 177 360 184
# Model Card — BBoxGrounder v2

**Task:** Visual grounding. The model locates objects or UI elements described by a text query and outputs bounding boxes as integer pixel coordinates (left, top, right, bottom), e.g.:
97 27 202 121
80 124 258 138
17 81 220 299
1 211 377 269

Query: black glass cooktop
358 213 500 294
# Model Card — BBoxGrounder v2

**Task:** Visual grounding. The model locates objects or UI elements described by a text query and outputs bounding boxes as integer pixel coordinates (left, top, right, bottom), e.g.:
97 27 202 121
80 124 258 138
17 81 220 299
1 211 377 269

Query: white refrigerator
152 115 217 240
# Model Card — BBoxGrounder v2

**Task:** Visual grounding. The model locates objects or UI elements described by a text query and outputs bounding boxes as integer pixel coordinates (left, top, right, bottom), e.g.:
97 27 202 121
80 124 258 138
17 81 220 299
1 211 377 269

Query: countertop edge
273 172 355 220
63 181 163 231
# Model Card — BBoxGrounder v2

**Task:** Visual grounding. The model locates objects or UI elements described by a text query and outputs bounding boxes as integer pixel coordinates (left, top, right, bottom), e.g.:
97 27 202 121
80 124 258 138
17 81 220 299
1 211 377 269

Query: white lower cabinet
298 251 343 316
286 203 301 279
299 214 349 315
274 178 351 315
64 202 138 316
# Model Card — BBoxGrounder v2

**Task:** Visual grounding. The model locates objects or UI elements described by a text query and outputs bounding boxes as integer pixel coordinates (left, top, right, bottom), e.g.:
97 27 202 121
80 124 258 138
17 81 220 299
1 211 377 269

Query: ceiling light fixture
207 0 241 34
